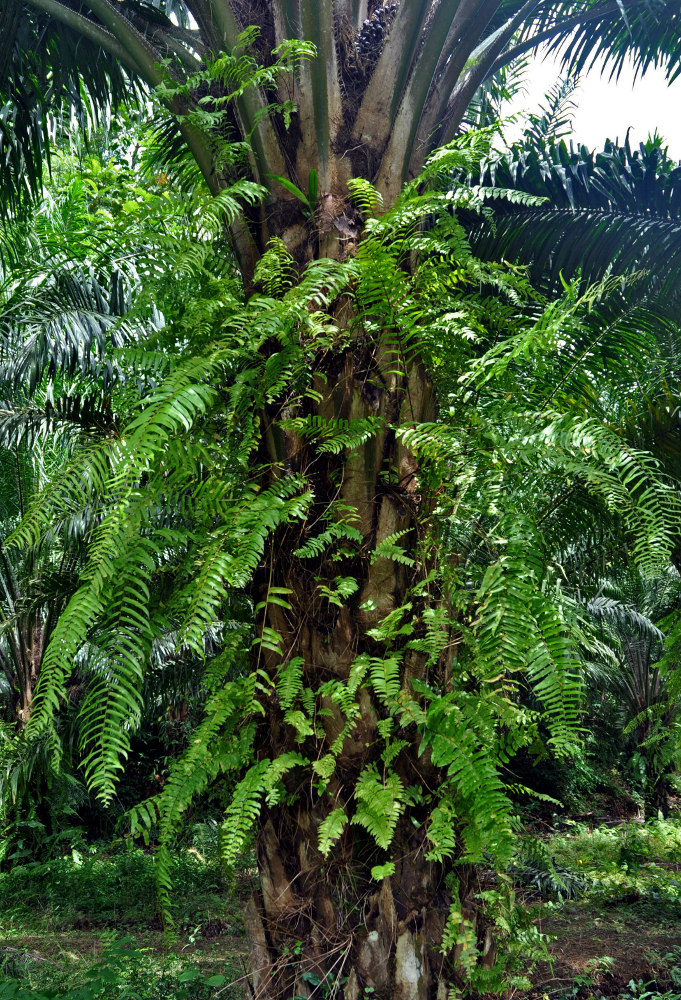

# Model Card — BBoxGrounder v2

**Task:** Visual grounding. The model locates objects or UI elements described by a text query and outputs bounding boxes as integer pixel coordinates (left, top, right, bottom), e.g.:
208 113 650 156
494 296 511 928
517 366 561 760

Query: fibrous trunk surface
241 268 485 996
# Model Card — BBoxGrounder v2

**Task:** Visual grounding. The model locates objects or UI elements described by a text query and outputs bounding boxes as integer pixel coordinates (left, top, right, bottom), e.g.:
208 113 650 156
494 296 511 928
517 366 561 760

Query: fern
276 657 304 710
318 807 348 857
263 752 308 806
351 765 406 850
254 238 298 297
370 861 396 881
78 536 156 799
312 754 336 781
366 603 414 643
294 521 363 559
381 738 409 767
153 675 263 830
368 655 402 708
473 534 582 746
347 178 383 218
425 800 458 862
419 691 519 863
220 759 271 868
282 415 385 455
148 671 265 919
283 708 315 742
317 576 359 607
371 529 415 567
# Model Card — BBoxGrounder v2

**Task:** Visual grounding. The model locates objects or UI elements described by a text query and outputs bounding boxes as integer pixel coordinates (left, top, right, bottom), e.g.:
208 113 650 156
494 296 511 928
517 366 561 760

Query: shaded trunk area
242 315 489 997
244 830 470 1000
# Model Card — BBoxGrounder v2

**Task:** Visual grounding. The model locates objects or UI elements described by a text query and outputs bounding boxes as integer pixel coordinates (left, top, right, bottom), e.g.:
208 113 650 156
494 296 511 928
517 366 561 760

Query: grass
549 817 681 904
0 836 254 1000
0 840 254 935
0 935 248 1000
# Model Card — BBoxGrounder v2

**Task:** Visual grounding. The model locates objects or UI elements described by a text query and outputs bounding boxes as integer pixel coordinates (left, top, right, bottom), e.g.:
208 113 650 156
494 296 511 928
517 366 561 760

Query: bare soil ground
523 900 681 998
4 903 678 1000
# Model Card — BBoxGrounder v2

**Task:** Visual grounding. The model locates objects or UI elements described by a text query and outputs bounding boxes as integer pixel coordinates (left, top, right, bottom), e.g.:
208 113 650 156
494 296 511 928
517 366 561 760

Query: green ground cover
513 817 681 999
551 817 681 902
0 837 254 1000
0 843 246 934
0 818 680 999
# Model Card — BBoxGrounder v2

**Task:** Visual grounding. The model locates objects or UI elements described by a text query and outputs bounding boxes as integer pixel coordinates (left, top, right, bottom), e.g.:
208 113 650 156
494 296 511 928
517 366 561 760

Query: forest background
2 1 681 999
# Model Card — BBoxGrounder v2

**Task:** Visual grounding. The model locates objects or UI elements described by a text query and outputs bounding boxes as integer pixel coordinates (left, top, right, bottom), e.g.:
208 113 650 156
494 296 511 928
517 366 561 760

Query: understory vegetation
1 818 681 999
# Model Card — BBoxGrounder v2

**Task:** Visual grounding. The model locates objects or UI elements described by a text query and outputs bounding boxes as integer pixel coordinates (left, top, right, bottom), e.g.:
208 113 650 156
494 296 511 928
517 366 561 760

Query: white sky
504 49 681 156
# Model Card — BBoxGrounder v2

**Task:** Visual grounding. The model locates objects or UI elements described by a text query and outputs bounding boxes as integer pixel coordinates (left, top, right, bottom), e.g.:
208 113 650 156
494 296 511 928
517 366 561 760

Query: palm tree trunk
238 283 487 995
243 833 468 999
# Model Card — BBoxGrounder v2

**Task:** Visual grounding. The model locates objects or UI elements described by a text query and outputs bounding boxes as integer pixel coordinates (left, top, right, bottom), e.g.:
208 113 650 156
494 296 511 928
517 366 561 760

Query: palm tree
0 142 252 867
465 132 681 821
0 137 182 722
4 145 675 999
466 131 681 569
469 131 681 299
3 4 681 997
4 0 681 270
584 570 681 815
0 189 116 723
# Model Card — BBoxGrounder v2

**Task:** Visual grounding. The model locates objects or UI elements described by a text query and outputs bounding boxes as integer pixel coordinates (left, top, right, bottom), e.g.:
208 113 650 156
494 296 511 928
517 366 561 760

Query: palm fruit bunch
355 4 398 57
